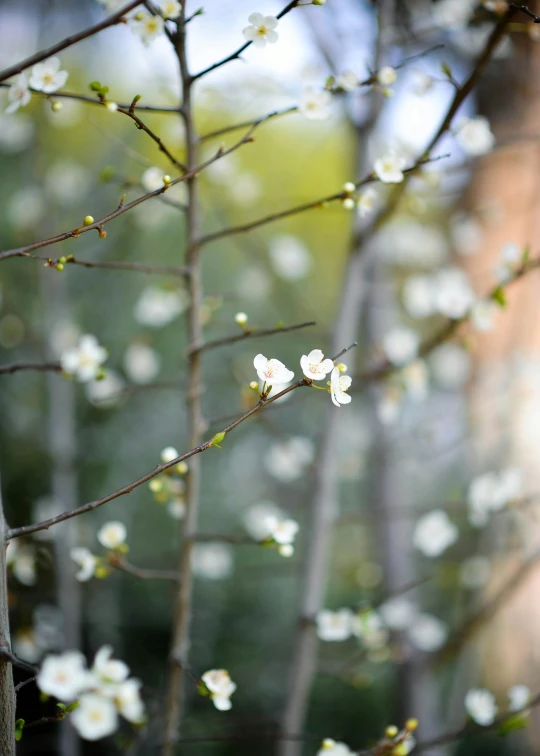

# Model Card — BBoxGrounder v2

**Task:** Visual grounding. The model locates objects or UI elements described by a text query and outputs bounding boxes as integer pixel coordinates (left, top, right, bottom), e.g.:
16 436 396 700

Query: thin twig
108 555 181 581
0 648 38 675
35 255 189 278
0 362 61 377
191 320 316 354
0 1 143 84
14 676 36 694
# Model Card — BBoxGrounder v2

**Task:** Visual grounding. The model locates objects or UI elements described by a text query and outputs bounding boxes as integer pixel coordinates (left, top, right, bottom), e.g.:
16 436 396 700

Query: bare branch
0 362 61 377
190 320 316 354
0 1 143 85
108 555 181 581
36 255 189 278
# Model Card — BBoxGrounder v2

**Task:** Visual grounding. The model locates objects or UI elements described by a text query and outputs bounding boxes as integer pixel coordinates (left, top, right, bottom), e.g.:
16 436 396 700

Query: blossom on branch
61 335 108 383
335 71 360 91
413 510 458 557
465 688 497 725
330 367 352 407
5 74 31 114
29 57 68 93
71 693 118 740
70 547 97 582
299 88 332 120
300 349 334 380
242 13 279 47
37 650 90 701
156 0 182 19
253 353 294 384
455 116 495 156
382 327 419 366
374 151 407 183
316 609 353 641
317 739 354 755
264 516 299 557
129 11 165 46
97 521 127 550
201 669 237 711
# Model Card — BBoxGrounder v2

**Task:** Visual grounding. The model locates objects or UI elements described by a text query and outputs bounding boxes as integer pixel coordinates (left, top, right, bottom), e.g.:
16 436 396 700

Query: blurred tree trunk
0 486 15 756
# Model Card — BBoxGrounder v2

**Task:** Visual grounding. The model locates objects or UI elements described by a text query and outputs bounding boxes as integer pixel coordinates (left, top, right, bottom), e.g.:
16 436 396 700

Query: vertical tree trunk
0 487 16 756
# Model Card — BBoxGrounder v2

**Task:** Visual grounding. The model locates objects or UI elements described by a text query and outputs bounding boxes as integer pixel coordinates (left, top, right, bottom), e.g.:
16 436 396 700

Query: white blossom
408 614 448 652
431 268 475 319
330 367 352 407
379 597 417 631
455 116 495 156
413 510 458 557
374 151 407 183
357 187 378 217
156 0 181 19
192 544 233 580
92 646 130 693
265 436 314 481
161 446 179 464
129 11 165 45
202 669 237 711
377 387 403 425
494 241 521 283
382 327 419 366
70 547 97 582
299 88 332 120
124 343 161 384
411 70 435 96
508 684 531 712
264 516 299 556
450 213 483 256
134 286 188 327
253 353 294 384
300 349 334 381
61 335 107 383
5 74 31 114
468 468 521 526
115 678 145 723
377 66 397 87
96 0 128 10
269 234 312 280
317 739 354 755
335 71 360 91
37 650 89 701
471 299 498 332
402 360 429 401
29 57 68 93
433 0 475 29
97 521 127 550
402 275 434 319
141 166 168 192
71 693 118 740
316 609 353 641
465 688 497 725
242 12 279 47
243 501 283 540
85 370 124 408
7 542 36 585
431 344 471 390
351 609 388 648
0 112 34 151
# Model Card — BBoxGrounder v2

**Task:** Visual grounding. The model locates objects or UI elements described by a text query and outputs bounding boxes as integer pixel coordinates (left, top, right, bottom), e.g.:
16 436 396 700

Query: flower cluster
36 646 144 740
61 335 108 383
467 468 522 526
200 669 237 710
413 510 458 558
260 514 299 557
5 57 68 114
253 349 353 408
465 685 531 726
70 521 128 582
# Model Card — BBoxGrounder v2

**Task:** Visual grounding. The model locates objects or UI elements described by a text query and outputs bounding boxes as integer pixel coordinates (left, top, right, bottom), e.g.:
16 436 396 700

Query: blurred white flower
13 630 41 663
96 0 128 10
317 738 354 755
411 69 435 96
156 0 181 19
465 688 497 725
300 349 334 380
269 234 312 280
357 187 378 217
379 597 417 631
471 299 498 332
351 609 388 648
0 112 34 151
460 556 491 589
264 516 299 556
71 693 118 740
37 650 89 701
115 678 145 723
29 57 68 93
97 522 127 550
70 547 96 582
468 468 521 526
242 12 279 46
299 88 332 120
129 11 165 45
377 66 397 87
243 502 283 540
494 241 521 283
430 343 471 390
455 116 495 156
45 159 90 205
92 646 130 692
7 186 46 228
134 286 188 327
265 437 314 481
61 335 107 382
124 343 161 384
402 275 434 319
377 386 402 425
413 510 458 557
141 166 168 192
85 370 125 408
431 268 475 319
450 213 483 257
253 353 294 384
330 367 352 407
316 609 353 641
5 73 31 113
433 0 475 28
377 220 448 267
11 547 36 585
408 614 448 652
161 446 179 464
374 151 407 183
508 684 531 712
382 327 419 366
335 70 360 90
202 669 237 711
229 171 263 205
192 544 233 580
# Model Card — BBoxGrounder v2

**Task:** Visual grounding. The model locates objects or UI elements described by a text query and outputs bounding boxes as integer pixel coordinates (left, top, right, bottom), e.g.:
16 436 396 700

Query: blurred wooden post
0 486 16 756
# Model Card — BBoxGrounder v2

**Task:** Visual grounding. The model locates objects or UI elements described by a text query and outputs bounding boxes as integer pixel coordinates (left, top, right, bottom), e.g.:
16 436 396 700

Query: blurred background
1 0 540 753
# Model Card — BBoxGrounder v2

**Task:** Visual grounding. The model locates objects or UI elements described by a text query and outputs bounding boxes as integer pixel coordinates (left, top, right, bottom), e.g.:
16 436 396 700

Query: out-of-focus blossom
413 510 458 557
379 597 417 631
382 327 419 366
431 343 471 390
202 669 237 710
0 112 34 151
467 468 522 526
156 0 181 19
431 268 475 319
465 688 497 725
508 685 531 712
192 544 233 580
124 343 161 384
460 556 491 589
450 213 483 257
494 241 521 283
374 151 407 183
433 0 475 29
70 547 97 582
335 71 360 91
97 522 127 550
317 738 354 755
299 88 332 120
357 187 378 217
85 370 125 408
37 650 89 701
71 693 118 740
455 116 495 156
5 74 31 113
129 11 165 45
316 609 353 641
408 614 448 652
269 234 312 280
61 335 107 382
402 275 434 319
471 299 498 332
134 286 188 327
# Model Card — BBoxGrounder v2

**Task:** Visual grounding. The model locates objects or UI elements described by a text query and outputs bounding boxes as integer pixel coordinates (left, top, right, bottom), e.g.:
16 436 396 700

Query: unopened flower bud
405 718 418 732
343 182 356 193
83 215 94 226
59 256 67 264
161 446 179 464
175 461 188 475
149 479 163 493
392 745 408 756
98 228 107 239
279 544 294 557
234 312 248 326
337 363 347 373
56 263 64 271
249 381 259 391
343 198 355 210
51 100 62 112
106 101 118 112
385 725 399 738
313 0 326 4
163 175 172 185
135 10 144 19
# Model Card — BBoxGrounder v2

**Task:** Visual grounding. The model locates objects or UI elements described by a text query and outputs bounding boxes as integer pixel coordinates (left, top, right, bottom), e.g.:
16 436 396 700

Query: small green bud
209 431 226 448
313 0 326 4
249 381 259 391
55 263 64 271
15 719 25 742
83 215 94 226
405 718 419 732
163 175 172 185
51 100 62 112
176 461 188 475
385 725 399 739
234 312 248 326
392 745 408 756
59 256 67 264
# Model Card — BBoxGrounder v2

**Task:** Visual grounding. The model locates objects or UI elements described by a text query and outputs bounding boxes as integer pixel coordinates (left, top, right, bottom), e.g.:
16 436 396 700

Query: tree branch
0 362 61 377
190 320 316 354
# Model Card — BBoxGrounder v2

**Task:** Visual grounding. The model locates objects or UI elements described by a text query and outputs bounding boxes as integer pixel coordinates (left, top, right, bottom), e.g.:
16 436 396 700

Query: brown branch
0 83 180 113
108 555 181 581
14 677 36 694
191 320 316 354
0 649 37 675
0 118 266 263
0 362 61 377
36 255 189 278
0 1 143 84
199 107 298 142
199 154 448 247
192 0 302 81
190 533 256 544
6 379 311 541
